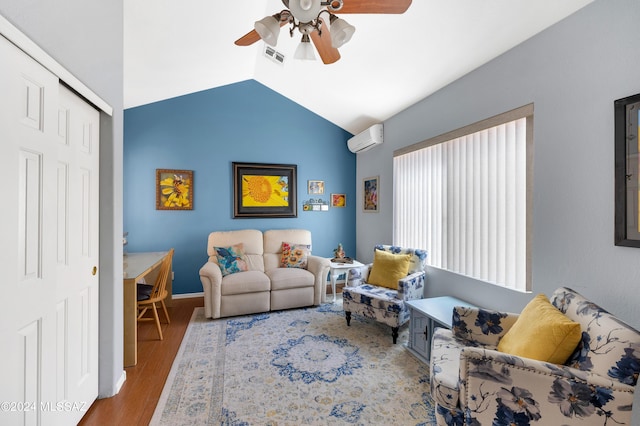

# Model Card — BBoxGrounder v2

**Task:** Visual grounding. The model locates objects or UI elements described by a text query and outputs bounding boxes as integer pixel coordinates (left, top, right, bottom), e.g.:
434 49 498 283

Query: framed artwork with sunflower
156 169 193 210
232 162 297 218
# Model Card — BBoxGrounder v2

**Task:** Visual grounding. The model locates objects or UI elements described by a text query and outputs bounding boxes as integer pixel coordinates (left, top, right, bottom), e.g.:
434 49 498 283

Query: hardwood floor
78 297 203 426
78 285 342 425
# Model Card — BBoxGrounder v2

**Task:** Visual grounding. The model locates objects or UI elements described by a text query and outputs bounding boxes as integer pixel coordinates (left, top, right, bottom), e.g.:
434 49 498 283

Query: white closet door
55 85 100 425
0 35 99 426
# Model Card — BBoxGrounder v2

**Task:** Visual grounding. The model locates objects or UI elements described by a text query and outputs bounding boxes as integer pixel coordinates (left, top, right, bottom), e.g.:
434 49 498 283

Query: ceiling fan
235 0 412 64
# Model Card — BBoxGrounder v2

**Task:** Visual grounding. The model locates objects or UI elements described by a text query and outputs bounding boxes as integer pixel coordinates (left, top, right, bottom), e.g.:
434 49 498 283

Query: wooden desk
123 251 173 367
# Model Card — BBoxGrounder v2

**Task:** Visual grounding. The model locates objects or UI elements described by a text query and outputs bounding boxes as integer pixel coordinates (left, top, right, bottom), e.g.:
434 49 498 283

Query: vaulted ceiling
124 0 594 134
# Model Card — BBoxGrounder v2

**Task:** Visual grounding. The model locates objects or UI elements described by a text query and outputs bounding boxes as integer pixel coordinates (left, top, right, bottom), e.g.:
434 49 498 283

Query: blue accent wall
124 79 355 294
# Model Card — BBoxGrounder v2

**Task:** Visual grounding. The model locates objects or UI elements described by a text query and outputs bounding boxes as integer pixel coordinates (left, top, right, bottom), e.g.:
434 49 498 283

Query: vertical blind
393 111 531 291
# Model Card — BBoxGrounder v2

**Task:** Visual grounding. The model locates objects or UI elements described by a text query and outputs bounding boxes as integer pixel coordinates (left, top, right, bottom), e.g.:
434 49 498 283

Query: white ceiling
124 0 594 134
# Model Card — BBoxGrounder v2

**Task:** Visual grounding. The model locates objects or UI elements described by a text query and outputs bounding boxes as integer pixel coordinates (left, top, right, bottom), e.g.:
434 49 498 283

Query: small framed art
308 180 325 194
363 176 379 212
156 169 193 210
331 193 346 207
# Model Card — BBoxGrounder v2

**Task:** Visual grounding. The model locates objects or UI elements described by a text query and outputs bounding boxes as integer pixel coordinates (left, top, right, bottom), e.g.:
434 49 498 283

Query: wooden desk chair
137 248 174 340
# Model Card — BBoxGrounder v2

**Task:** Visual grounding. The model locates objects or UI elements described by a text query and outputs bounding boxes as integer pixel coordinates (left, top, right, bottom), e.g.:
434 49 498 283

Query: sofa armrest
452 306 519 347
459 346 635 425
398 270 425 301
199 261 223 318
307 255 331 305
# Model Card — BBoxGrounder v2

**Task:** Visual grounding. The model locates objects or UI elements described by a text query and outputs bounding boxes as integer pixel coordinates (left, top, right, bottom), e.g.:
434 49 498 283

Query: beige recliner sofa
199 229 331 319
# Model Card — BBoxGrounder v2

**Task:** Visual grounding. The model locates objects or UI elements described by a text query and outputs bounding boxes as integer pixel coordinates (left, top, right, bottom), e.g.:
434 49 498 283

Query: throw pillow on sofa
497 293 582 364
215 243 248 276
280 242 311 269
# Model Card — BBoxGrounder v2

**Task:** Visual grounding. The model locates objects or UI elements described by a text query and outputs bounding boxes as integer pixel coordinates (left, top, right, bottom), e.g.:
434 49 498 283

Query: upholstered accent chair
342 244 427 343
430 287 640 425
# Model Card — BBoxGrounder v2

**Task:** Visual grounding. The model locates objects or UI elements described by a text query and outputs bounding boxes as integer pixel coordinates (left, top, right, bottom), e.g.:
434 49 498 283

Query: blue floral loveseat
430 287 640 425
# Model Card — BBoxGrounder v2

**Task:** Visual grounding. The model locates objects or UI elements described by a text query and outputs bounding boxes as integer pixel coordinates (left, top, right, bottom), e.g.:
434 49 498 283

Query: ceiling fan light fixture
294 34 316 60
254 14 281 46
329 16 355 48
299 0 313 11
288 0 322 23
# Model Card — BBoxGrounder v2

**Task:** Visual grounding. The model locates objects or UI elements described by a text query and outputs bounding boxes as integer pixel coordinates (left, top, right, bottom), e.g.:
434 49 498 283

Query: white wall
0 2 125 397
357 0 640 322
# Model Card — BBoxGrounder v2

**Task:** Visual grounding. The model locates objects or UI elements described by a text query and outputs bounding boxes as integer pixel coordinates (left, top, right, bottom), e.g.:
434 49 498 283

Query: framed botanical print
233 162 297 218
156 169 193 210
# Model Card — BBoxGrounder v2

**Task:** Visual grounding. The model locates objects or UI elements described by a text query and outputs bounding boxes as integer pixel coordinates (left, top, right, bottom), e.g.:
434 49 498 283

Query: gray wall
0 2 125 397
357 2 640 415
358 0 640 322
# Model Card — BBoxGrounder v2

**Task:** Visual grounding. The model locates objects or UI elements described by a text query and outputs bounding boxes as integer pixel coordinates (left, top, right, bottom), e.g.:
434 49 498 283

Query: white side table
329 260 365 302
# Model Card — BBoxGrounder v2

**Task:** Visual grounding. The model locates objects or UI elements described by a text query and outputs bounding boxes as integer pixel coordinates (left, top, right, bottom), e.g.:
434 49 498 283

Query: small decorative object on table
331 243 353 263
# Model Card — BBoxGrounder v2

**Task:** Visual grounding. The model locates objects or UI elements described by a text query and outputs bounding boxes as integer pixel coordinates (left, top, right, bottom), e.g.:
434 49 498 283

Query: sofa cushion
367 249 411 289
215 243 248 276
497 294 581 364
342 284 407 328
221 270 270 296
207 229 265 272
263 229 312 271
280 242 311 269
267 267 314 290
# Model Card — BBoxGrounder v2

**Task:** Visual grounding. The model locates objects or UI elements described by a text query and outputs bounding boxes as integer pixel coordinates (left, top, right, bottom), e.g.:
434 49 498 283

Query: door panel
56 85 100 424
0 35 99 426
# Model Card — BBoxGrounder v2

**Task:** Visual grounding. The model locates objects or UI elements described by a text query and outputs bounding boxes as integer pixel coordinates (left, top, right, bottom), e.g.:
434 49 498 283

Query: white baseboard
115 370 126 393
172 292 204 299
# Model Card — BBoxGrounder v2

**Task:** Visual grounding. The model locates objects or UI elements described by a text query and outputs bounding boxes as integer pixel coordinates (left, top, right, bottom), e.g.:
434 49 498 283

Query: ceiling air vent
264 46 285 65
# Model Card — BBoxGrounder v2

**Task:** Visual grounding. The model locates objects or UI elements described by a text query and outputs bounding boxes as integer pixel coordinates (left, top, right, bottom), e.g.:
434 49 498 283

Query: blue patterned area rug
150 302 436 425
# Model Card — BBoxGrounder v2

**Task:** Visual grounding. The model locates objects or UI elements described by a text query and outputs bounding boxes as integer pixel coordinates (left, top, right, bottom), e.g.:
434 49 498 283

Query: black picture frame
614 93 640 246
232 162 297 218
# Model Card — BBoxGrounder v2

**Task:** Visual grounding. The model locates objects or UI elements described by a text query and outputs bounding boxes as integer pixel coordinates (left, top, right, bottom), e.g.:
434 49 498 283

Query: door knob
92 266 97 275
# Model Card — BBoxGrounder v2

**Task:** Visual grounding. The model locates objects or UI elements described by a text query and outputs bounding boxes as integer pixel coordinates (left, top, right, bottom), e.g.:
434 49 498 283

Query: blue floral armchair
342 245 427 343
430 287 640 425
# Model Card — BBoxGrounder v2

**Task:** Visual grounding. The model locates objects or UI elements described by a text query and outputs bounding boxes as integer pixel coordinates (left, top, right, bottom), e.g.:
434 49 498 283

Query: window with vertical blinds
393 104 533 291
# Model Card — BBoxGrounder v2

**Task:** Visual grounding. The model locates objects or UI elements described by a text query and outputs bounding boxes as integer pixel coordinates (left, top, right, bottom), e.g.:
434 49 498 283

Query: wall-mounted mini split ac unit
347 123 383 153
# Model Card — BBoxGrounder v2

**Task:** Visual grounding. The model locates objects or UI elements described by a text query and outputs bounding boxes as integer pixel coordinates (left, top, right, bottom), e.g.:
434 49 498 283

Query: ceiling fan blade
235 29 262 46
334 0 412 14
310 20 341 64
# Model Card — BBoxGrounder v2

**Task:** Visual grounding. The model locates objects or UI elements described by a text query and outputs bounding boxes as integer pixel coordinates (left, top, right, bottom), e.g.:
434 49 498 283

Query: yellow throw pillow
367 249 411 290
497 294 581 364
